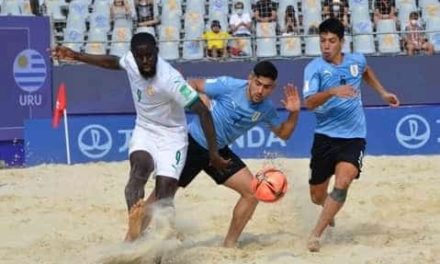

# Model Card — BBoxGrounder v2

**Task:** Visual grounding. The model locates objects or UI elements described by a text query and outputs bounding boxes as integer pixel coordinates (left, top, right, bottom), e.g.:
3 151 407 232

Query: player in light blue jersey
303 18 400 252
140 61 301 247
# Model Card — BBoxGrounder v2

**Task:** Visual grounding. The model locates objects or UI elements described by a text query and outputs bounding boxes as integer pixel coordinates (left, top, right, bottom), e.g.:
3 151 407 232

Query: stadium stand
2 0 438 59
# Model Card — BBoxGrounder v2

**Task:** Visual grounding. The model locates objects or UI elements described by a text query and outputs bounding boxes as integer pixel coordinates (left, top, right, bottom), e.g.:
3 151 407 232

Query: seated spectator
282 5 298 34
229 1 252 37
111 0 132 28
323 0 349 29
203 20 231 58
404 12 434 55
135 0 159 34
254 0 277 23
374 0 396 25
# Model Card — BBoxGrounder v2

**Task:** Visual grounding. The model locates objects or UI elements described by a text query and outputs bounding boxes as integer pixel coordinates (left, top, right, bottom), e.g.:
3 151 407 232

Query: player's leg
222 166 257 247
307 138 365 252
203 147 250 247
307 161 358 252
124 150 155 241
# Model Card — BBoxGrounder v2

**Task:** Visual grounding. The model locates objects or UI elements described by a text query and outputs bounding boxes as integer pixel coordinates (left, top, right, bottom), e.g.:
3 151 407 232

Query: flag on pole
52 83 67 128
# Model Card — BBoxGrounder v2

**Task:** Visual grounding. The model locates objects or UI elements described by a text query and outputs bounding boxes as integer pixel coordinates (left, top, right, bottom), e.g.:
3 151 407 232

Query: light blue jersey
303 53 367 139
189 76 282 149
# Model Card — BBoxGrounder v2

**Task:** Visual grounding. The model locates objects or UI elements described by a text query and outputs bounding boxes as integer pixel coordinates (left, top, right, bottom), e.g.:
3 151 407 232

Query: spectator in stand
282 5 298 34
111 0 132 28
374 0 396 25
323 0 349 29
229 1 252 56
404 12 434 55
203 20 231 58
135 0 160 34
254 0 277 23
229 1 252 37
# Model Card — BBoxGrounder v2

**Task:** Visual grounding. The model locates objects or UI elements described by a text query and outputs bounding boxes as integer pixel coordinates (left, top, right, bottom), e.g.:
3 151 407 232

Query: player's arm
187 79 207 93
362 65 400 107
188 99 230 170
271 84 300 140
51 46 121 70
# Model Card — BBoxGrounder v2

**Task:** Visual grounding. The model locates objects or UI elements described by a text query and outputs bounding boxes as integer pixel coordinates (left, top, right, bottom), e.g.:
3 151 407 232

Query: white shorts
129 124 188 180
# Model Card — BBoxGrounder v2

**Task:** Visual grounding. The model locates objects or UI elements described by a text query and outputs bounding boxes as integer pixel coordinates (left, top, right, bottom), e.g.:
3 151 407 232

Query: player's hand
330 85 357 98
281 83 300 113
209 153 231 172
51 46 77 61
381 92 400 107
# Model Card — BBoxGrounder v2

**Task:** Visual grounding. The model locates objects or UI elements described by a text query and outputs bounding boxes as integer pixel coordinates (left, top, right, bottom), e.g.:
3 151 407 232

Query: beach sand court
1 156 439 263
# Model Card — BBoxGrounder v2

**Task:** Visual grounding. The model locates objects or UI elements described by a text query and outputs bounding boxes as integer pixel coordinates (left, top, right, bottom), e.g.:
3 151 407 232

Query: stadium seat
352 20 376 54
343 34 352 53
45 0 66 20
183 11 204 60
161 0 182 27
422 3 440 22
68 0 89 19
256 22 277 57
349 0 369 9
426 17 440 52
85 29 107 55
209 0 228 14
231 36 253 58
1 0 21 15
280 35 302 57
20 0 34 16
158 25 180 60
350 5 371 26
376 19 401 54
304 35 321 56
419 0 437 9
302 8 322 33
89 11 111 33
110 26 132 56
185 0 205 15
63 28 84 52
395 0 416 10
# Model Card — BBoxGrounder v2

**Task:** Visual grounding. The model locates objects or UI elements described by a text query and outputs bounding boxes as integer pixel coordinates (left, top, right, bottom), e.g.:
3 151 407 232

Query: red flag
52 83 67 128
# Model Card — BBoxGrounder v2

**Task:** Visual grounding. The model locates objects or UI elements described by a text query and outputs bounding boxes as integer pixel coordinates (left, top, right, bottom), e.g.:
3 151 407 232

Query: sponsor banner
0 17 52 140
24 106 440 166
53 56 440 114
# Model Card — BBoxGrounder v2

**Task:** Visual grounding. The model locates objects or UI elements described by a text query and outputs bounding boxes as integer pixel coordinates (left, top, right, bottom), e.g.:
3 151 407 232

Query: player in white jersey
52 33 229 242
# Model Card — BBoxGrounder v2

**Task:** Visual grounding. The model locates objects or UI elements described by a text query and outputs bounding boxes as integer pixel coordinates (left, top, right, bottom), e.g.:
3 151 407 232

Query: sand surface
1 156 439 264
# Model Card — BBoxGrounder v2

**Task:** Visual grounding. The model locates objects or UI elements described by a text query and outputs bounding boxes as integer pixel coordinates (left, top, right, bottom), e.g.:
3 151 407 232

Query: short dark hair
253 60 278 80
409 11 419 18
319 18 344 39
130 32 156 52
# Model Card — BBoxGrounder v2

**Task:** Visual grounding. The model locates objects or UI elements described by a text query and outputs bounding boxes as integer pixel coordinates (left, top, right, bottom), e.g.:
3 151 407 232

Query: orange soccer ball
251 168 288 203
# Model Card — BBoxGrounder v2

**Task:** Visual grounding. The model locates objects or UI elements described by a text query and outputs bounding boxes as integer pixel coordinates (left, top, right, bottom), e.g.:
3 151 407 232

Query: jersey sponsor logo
395 114 430 149
179 85 194 100
251 111 262 122
350 64 359 77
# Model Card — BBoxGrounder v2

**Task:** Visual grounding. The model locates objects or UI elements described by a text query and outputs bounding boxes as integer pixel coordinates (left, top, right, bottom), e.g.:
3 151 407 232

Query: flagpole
63 109 71 165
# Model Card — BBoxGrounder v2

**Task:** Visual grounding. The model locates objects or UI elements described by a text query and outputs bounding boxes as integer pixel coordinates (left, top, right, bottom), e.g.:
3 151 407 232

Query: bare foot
124 199 145 242
307 235 320 252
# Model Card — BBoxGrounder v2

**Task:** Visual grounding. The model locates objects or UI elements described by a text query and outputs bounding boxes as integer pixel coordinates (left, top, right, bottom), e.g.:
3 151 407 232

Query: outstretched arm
362 66 400 107
51 46 121 70
271 84 300 140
